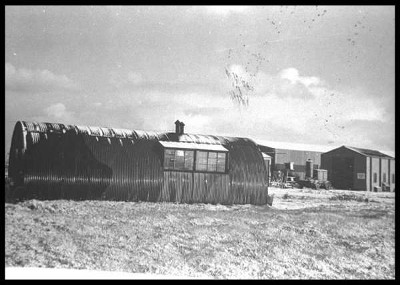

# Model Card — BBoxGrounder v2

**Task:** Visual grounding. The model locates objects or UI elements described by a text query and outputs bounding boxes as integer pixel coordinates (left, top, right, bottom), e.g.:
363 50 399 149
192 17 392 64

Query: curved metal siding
8 121 164 201
223 138 268 205
8 121 268 204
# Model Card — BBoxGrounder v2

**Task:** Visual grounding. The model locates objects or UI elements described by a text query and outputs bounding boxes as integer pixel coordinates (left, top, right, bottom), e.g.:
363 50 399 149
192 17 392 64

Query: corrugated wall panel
161 171 193 203
8 121 268 205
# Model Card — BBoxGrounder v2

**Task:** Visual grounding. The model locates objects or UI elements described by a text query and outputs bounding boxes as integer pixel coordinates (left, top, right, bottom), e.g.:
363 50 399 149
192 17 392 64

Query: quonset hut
8 120 268 205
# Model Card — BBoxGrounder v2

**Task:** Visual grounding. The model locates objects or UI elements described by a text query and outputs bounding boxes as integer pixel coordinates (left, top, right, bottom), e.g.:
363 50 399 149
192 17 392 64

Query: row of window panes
373 173 395 183
164 149 226 172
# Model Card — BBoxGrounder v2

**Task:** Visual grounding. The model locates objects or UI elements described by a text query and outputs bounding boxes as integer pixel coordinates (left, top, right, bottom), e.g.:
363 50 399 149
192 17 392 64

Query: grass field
5 187 395 279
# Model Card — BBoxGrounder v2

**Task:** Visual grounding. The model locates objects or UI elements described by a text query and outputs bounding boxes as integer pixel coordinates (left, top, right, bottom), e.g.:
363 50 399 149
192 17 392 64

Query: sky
5 5 395 157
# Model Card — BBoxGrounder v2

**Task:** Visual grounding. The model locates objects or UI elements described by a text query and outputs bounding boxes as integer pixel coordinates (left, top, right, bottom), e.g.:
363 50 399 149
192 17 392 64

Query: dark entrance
332 156 354 190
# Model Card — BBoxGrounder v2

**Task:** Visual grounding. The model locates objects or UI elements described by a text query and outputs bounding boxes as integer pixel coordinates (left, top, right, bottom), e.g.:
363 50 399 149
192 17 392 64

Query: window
196 151 208 171
216 153 226 172
392 173 395 184
383 173 386 183
164 149 194 171
373 173 377 183
195 151 226 173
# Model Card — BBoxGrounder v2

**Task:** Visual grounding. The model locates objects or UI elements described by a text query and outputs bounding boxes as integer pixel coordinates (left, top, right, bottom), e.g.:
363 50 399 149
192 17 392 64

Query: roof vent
175 120 185 135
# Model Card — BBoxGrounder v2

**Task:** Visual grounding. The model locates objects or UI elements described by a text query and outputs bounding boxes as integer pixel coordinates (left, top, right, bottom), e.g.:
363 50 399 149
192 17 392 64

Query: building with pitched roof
256 140 334 180
321 145 395 192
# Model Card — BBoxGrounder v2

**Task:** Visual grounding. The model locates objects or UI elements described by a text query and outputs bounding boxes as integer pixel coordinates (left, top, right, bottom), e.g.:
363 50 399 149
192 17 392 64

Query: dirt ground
5 187 395 279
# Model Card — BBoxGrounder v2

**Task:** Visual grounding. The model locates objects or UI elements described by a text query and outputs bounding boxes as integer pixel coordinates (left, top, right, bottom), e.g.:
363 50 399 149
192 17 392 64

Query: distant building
257 140 333 180
321 145 395 192
261 152 271 184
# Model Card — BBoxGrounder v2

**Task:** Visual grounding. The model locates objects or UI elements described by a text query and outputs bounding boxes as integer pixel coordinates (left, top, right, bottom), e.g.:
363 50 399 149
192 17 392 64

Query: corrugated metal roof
8 120 269 205
178 134 222 145
159 141 228 152
345 146 394 159
255 139 334 153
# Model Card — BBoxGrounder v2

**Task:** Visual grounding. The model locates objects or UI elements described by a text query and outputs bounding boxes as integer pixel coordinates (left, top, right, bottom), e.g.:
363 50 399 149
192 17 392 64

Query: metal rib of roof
159 141 228 152
178 134 222 145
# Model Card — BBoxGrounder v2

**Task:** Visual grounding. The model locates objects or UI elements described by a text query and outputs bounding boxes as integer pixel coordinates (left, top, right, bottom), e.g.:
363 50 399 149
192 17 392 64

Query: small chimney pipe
175 120 185 135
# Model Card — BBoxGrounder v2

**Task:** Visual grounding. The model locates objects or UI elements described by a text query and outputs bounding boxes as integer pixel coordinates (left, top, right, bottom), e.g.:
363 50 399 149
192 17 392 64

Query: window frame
195 150 227 174
163 148 195 172
162 147 228 174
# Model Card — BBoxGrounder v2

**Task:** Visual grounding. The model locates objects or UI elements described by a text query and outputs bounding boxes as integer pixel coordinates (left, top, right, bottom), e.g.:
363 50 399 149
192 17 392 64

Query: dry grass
5 187 395 279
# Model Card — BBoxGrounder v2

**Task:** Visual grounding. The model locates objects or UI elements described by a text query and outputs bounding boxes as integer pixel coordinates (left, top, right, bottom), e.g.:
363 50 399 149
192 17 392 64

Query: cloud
17 66 390 154
127 72 143 85
109 71 144 89
5 63 78 92
279 68 321 87
225 65 317 101
32 103 75 123
204 6 250 16
218 65 389 147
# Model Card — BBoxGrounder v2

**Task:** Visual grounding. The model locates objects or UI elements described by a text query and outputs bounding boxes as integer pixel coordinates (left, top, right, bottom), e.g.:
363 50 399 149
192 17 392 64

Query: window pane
175 152 185 169
208 152 217 159
207 152 217 172
217 152 226 172
164 149 175 169
184 151 194 170
196 151 208 171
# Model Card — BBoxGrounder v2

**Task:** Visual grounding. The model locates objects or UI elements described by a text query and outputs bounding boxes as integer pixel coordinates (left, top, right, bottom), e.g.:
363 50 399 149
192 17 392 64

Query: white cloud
5 63 78 92
127 72 143 85
43 103 75 122
21 66 388 152
217 65 389 145
279 68 299 84
109 71 144 88
204 6 250 16
279 67 321 87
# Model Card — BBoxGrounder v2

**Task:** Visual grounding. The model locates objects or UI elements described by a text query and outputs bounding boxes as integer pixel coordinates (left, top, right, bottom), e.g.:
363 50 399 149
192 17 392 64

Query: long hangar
257 140 332 180
8 120 269 204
